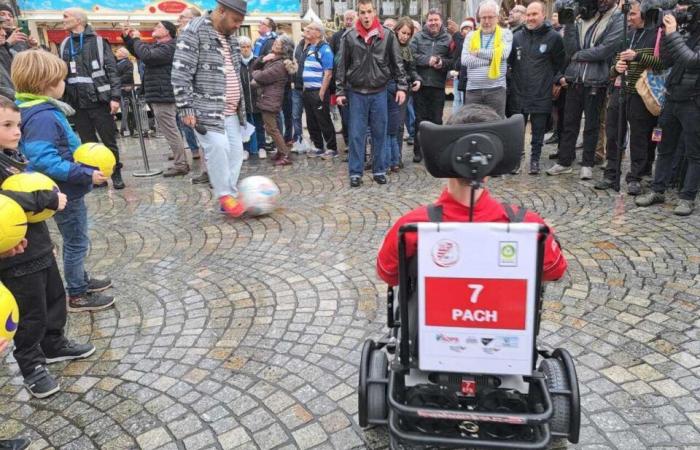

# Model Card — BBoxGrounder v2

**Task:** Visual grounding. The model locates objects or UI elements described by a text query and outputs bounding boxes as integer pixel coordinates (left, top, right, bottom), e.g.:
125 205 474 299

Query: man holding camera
547 0 624 179
636 5 700 216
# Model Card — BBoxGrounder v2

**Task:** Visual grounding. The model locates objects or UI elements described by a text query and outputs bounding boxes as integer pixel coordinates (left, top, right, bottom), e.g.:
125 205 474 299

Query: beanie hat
161 20 178 38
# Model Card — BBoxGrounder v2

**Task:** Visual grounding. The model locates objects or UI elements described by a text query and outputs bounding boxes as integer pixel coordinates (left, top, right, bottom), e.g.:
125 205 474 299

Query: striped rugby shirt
218 32 242 115
302 42 334 90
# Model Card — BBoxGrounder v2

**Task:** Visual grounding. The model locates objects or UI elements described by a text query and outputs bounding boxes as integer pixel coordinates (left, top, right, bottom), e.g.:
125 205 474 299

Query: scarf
356 18 383 45
469 26 504 80
15 93 76 117
241 54 254 65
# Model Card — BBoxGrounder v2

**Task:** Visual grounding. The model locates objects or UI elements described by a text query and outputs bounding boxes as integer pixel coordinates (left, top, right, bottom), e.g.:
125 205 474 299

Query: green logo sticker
499 242 517 266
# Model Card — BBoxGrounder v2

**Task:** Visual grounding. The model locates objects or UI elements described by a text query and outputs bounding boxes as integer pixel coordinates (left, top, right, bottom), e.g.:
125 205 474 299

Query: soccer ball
74 142 116 178
0 282 19 341
0 194 27 254
239 176 280 216
1 172 59 223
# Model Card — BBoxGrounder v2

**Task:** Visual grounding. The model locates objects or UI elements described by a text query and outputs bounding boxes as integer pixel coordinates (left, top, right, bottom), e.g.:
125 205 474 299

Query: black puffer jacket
409 26 454 89
508 22 565 114
117 58 134 87
563 7 624 87
60 26 120 108
661 30 700 101
335 25 408 96
124 35 177 103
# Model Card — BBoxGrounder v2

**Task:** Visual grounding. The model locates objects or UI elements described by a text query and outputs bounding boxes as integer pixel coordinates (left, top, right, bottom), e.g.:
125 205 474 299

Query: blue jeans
292 89 304 143
245 112 259 155
251 113 265 151
406 96 416 138
53 196 90 296
195 116 244 198
452 90 464 117
385 135 400 168
176 112 199 154
348 89 388 177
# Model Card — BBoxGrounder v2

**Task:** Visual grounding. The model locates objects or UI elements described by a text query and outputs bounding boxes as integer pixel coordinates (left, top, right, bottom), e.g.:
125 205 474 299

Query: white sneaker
291 141 306 154
546 163 573 176
259 148 267 159
580 166 593 180
243 151 249 161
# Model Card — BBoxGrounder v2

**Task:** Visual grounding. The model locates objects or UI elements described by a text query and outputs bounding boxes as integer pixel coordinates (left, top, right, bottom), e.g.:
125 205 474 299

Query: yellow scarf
469 26 503 80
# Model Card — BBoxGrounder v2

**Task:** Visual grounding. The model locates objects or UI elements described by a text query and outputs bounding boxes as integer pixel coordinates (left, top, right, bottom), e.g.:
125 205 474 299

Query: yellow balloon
0 282 19 341
74 143 116 178
0 194 27 254
1 172 59 223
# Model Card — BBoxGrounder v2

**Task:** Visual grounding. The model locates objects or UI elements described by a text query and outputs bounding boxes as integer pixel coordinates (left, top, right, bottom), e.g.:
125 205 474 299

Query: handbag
635 28 668 117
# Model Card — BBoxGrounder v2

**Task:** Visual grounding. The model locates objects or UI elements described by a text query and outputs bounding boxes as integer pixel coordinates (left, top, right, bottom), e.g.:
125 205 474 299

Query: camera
642 0 700 28
555 0 599 24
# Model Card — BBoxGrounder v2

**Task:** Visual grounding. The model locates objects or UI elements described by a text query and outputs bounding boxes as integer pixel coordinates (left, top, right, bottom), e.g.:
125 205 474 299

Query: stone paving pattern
1 132 700 450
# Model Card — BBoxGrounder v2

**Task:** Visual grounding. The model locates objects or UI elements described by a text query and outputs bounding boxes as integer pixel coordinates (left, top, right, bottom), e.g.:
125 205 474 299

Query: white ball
239 176 280 216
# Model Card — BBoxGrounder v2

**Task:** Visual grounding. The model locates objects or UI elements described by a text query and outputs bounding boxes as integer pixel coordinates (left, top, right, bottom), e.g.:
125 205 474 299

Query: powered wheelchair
358 116 581 449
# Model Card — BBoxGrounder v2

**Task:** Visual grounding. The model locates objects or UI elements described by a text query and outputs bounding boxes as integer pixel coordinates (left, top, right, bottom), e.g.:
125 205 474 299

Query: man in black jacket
508 1 565 175
60 8 125 189
546 0 624 180
636 9 700 216
336 0 407 187
409 9 454 163
124 21 189 177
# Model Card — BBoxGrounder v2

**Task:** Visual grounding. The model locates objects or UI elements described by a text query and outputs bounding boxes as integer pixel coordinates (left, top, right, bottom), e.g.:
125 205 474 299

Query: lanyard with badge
68 33 83 74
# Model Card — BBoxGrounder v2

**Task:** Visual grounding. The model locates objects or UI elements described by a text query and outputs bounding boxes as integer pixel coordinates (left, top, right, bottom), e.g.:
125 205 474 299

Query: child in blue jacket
12 49 115 311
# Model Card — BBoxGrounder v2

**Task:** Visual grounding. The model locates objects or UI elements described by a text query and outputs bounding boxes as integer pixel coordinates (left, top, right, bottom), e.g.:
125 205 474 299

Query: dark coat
662 30 700 101
409 26 454 89
508 22 565 114
252 57 297 113
451 31 468 92
60 26 121 108
124 35 177 103
116 57 134 93
0 44 14 99
240 57 259 114
563 8 624 87
335 25 408 96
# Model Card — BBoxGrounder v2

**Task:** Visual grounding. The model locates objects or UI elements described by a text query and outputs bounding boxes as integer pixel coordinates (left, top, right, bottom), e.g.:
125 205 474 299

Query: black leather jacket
662 30 700 101
409 26 454 89
335 26 408 96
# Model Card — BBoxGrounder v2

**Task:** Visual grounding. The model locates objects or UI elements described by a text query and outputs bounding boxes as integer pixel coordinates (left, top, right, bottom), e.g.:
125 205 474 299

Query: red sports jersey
377 188 567 286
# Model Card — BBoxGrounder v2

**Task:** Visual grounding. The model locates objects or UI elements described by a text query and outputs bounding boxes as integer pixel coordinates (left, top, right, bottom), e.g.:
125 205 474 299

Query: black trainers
24 365 60 399
87 277 112 293
594 178 619 191
528 161 540 175
627 181 642 196
68 292 115 312
373 174 387 185
350 176 362 188
191 172 209 185
0 438 31 450
111 164 125 190
44 340 95 364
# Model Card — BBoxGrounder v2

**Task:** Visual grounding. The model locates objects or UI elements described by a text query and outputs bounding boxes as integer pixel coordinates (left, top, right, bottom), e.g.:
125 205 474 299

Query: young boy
11 49 115 311
377 105 567 286
0 95 95 399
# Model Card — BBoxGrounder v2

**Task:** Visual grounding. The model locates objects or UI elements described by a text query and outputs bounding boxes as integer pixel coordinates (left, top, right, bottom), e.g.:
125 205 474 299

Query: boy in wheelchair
361 105 579 449
378 105 567 286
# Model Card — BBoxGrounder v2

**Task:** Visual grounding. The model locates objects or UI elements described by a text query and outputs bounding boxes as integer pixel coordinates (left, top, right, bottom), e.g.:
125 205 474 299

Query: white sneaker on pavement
243 151 249 161
259 148 267 159
580 166 593 180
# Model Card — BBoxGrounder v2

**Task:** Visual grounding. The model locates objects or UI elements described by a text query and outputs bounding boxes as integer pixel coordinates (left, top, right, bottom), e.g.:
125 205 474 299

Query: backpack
60 34 105 69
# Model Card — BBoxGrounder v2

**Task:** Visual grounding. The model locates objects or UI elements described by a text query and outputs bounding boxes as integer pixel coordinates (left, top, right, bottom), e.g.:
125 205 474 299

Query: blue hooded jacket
17 98 94 200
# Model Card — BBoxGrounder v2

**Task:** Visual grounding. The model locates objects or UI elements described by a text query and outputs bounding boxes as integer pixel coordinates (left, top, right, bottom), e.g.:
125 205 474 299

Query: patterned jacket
172 14 246 133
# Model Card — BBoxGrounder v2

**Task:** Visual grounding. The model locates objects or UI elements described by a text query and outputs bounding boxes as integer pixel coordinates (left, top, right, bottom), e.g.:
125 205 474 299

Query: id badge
69 60 77 74
652 127 663 143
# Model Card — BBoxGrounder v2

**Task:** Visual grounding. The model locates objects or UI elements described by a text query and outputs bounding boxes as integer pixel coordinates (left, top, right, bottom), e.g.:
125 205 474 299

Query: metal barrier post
131 87 162 177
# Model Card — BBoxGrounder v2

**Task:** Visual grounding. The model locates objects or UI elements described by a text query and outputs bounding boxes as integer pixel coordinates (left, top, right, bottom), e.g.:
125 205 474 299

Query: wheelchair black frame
358 222 580 449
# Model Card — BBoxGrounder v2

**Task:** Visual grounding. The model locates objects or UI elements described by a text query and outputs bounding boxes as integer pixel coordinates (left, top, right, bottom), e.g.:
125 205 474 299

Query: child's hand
56 192 67 211
92 170 108 185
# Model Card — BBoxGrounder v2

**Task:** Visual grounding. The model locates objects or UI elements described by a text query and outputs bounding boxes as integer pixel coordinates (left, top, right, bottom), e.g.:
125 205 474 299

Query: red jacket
377 189 567 286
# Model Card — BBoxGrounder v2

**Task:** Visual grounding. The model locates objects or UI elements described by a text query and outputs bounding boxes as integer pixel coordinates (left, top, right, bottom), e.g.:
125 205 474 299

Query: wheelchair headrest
418 115 524 181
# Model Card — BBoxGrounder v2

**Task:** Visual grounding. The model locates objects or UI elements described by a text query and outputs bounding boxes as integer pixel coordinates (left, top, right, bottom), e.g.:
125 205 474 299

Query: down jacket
123 35 176 103
251 57 298 113
661 30 700 101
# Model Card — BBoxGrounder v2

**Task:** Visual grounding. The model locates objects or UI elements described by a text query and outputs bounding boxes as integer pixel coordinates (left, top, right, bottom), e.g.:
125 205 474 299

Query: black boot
111 163 125 190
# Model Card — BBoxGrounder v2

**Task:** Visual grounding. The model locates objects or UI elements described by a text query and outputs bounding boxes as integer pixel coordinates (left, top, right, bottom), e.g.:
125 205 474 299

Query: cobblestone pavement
1 131 700 450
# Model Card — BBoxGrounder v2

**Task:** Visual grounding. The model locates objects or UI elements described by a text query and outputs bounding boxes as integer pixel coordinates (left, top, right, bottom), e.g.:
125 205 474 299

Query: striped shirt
218 32 241 115
302 42 333 90
461 28 513 91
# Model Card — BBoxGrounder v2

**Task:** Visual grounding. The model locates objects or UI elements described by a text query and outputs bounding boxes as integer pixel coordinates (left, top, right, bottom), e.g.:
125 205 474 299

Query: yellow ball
0 282 19 341
74 143 116 178
1 172 59 223
0 194 27 254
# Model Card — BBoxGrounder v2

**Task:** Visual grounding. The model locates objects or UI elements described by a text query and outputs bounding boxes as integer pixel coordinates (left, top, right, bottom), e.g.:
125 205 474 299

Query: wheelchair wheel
367 350 388 422
539 358 570 441
358 339 374 427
